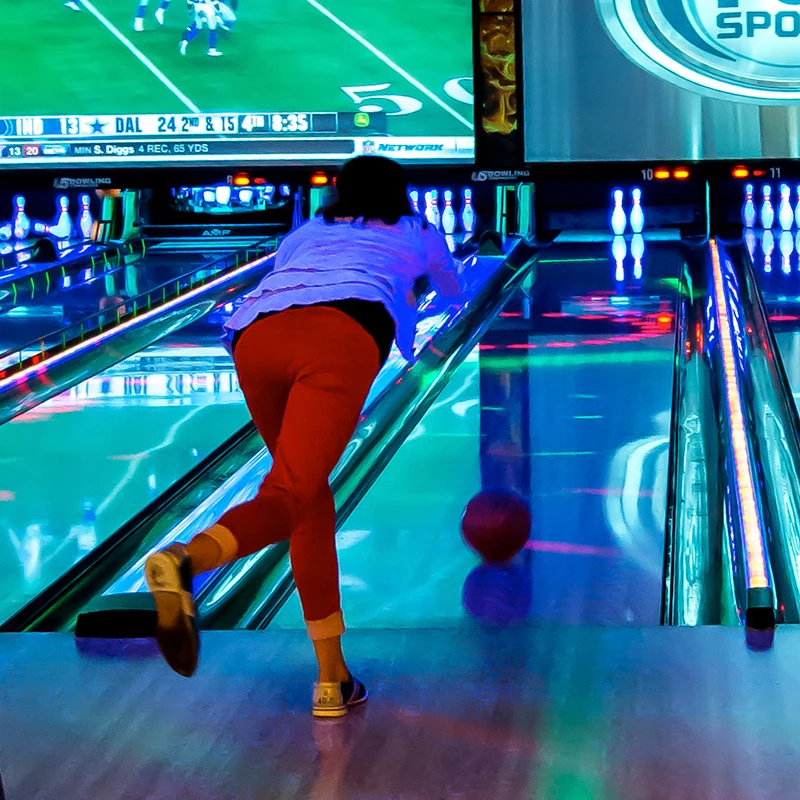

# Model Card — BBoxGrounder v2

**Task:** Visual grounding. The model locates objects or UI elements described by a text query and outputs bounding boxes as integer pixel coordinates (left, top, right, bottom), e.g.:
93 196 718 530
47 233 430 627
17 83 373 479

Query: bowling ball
461 490 530 563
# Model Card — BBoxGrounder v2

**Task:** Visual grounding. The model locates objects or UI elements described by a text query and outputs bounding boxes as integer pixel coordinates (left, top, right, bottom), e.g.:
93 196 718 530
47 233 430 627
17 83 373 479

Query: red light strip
0 252 275 392
709 240 768 589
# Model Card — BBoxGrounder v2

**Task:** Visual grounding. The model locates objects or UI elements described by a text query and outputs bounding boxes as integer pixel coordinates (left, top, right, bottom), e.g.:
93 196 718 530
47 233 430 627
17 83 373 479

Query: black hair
319 155 421 226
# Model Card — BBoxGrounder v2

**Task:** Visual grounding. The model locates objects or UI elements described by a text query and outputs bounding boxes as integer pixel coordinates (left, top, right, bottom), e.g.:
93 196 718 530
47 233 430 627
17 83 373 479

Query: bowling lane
0 333 249 623
271 238 681 630
0 244 253 361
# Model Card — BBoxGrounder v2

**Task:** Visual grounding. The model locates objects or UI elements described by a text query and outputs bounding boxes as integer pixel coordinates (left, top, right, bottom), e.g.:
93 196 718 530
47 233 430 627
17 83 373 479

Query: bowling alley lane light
709 240 768 591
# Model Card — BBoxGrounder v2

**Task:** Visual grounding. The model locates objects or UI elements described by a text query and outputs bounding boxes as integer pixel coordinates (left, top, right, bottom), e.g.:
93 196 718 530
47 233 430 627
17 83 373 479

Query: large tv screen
1 0 474 168
522 0 800 162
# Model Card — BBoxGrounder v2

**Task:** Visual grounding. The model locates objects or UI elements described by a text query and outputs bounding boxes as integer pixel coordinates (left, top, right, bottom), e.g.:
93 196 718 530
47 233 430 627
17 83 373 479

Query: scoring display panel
1 0 474 168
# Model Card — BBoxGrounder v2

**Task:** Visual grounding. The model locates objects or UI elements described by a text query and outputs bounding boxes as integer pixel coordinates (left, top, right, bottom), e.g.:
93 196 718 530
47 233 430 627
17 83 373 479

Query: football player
134 0 172 31
180 0 236 57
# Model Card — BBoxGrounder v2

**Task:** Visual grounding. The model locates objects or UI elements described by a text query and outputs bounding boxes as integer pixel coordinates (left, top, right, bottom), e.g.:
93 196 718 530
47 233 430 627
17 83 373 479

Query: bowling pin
631 233 645 280
763 228 775 273
78 194 94 240
445 233 456 253
430 189 441 230
442 189 457 235
612 235 627 282
49 195 73 239
0 223 10 241
279 184 291 198
215 185 231 207
795 229 800 259
629 187 645 234
742 183 757 228
778 183 794 231
410 189 420 216
761 185 774 229
461 187 475 239
795 186 800 230
12 195 30 240
610 188 627 236
264 184 276 205
424 191 436 227
781 230 793 274
744 227 757 262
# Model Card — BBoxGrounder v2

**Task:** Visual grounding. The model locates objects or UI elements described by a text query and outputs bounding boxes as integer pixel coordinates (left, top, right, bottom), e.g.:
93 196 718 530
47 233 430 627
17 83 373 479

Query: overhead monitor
0 0 474 168
522 0 800 162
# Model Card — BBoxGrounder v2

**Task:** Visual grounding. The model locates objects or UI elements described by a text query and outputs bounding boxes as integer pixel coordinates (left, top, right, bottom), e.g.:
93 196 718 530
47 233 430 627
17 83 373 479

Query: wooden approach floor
1 626 800 799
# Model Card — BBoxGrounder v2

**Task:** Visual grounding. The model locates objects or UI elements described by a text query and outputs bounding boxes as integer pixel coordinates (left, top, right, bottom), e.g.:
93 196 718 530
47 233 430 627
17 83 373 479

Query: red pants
219 307 380 637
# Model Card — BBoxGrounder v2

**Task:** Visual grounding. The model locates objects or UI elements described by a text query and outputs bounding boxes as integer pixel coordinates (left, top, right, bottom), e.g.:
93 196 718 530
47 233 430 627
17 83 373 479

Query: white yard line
80 0 201 113
303 0 474 131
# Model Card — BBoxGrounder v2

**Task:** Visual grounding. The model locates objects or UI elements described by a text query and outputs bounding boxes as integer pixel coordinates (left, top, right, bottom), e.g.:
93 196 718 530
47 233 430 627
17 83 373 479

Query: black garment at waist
232 299 396 365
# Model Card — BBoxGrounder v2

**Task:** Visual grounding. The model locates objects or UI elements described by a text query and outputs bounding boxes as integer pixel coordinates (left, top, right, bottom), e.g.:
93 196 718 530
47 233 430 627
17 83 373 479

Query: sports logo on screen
596 0 800 103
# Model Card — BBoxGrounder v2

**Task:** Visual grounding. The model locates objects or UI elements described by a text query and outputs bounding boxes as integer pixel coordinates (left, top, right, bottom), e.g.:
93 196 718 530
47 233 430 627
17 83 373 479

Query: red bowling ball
461 490 531 563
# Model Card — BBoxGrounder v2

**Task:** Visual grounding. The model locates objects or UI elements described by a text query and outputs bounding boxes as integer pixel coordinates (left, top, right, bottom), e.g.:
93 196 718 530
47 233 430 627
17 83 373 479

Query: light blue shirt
224 215 464 362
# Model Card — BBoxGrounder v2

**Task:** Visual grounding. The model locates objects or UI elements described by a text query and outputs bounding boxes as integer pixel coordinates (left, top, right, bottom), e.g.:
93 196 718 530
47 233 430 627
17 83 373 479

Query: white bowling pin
445 233 456 253
742 183 757 228
78 194 94 240
763 228 775 272
215 185 231 206
612 235 627 282
442 189 456 235
424 191 436 227
264 184 276 205
761 185 774 229
50 195 73 239
781 230 794 274
410 189 420 215
461 188 475 238
430 189 441 230
779 184 794 231
631 233 645 280
795 186 800 229
629 187 644 234
744 227 757 262
12 195 30 240
610 188 627 236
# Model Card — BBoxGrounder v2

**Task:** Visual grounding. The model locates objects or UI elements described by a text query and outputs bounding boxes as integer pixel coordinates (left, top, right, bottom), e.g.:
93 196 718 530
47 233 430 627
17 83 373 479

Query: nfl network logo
596 0 800 103
362 140 376 154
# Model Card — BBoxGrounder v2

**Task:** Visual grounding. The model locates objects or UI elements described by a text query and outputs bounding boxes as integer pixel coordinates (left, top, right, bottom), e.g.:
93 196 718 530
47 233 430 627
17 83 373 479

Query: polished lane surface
271 238 681 630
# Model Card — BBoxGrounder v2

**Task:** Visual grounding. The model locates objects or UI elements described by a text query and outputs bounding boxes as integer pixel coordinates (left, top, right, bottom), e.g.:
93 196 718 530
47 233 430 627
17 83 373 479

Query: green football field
3 0 473 138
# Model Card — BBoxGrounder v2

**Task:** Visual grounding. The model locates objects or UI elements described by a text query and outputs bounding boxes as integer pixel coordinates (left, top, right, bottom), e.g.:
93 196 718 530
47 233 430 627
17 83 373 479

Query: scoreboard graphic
0 0 474 168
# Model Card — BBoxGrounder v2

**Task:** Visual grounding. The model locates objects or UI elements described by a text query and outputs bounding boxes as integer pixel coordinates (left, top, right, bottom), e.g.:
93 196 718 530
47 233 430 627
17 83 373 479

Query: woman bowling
144 155 464 717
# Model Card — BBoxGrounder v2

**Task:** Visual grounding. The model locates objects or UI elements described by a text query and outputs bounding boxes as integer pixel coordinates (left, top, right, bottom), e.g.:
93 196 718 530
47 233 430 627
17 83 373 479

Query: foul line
80 0 200 113
303 0 473 131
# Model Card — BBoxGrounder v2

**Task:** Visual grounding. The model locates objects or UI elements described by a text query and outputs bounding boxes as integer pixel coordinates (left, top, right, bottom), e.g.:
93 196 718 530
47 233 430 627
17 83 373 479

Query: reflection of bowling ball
461 490 530 563
462 561 532 626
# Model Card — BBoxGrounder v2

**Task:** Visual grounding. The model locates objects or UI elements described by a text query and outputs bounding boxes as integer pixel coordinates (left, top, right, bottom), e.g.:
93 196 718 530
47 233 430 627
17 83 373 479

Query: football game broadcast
0 0 474 167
